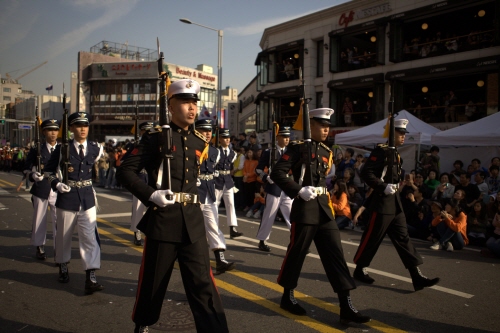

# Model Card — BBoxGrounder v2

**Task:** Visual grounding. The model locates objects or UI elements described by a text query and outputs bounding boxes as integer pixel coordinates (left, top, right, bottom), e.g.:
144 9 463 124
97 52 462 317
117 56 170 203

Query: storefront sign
90 62 157 80
166 62 217 89
242 95 254 109
338 3 391 28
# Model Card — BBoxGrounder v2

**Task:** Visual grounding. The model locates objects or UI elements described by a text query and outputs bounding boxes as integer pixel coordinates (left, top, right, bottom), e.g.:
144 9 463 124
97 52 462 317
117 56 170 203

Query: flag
382 115 391 138
130 124 136 135
292 100 304 131
45 84 53 91
211 103 217 120
201 105 210 118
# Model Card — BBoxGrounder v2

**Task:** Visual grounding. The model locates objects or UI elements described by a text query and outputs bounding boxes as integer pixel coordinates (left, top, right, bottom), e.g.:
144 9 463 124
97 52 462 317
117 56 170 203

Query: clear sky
0 0 350 98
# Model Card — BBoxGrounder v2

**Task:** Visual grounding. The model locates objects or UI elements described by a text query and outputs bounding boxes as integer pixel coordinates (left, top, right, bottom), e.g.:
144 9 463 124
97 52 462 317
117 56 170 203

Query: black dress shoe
353 266 375 284
215 261 235 274
36 246 47 260
230 230 243 239
85 280 104 295
58 263 69 283
134 324 149 333
410 267 440 291
339 307 371 325
258 241 271 252
133 232 144 246
280 289 306 315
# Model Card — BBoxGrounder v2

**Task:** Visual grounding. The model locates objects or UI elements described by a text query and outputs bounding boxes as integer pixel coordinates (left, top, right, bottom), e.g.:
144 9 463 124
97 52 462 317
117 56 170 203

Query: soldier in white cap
271 108 370 325
26 119 60 260
116 78 228 333
353 118 440 291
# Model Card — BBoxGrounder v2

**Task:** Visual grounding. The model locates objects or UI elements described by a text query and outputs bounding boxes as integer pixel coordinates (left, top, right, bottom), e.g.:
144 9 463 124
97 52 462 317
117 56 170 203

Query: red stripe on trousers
209 265 220 294
277 222 296 283
353 211 377 264
132 237 148 321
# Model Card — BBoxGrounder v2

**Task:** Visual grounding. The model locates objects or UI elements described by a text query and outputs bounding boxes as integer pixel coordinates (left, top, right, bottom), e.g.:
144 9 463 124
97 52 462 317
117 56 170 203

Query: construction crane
4 61 48 83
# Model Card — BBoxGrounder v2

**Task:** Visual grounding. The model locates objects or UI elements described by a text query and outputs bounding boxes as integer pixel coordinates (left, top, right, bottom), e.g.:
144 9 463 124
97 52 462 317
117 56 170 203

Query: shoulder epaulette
377 143 388 148
193 129 208 143
147 126 162 134
319 142 331 152
290 140 304 145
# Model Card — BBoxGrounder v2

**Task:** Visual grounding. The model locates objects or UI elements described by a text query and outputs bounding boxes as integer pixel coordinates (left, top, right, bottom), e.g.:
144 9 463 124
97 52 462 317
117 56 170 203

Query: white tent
335 110 440 146
431 111 500 146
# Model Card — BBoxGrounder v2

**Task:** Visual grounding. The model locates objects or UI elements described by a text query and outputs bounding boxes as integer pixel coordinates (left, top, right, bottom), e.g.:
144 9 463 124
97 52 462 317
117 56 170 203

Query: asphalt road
0 171 498 333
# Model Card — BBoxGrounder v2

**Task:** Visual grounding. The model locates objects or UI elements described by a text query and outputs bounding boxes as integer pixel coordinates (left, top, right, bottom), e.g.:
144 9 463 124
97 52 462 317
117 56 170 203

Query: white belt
173 192 199 204
218 170 231 176
199 174 214 181
313 187 328 195
67 180 92 188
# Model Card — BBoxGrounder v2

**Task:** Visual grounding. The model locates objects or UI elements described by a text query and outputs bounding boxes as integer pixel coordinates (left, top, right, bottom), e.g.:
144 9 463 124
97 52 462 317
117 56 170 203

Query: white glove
196 178 201 187
31 172 44 182
298 186 317 201
56 183 71 193
266 176 274 184
149 189 175 207
383 184 397 195
214 170 220 177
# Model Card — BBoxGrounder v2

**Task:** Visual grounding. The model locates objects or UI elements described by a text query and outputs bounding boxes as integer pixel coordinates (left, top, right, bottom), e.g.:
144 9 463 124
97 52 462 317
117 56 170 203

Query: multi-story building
248 0 499 144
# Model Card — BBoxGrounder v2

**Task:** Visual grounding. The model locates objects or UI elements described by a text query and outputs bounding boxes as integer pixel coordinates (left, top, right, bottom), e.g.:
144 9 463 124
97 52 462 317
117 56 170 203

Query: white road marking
97 213 132 218
96 193 132 202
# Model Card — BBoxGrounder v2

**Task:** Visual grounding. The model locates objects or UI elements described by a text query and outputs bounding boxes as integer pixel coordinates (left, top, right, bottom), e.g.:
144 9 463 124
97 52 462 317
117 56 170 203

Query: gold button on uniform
185 180 189 183
185 147 188 150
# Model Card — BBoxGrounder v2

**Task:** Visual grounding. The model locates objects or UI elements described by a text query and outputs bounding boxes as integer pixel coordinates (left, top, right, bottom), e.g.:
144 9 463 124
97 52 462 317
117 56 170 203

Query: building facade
251 0 499 143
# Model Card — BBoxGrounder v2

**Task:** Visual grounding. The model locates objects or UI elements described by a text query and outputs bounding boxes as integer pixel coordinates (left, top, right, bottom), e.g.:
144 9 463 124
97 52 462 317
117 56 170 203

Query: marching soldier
353 118 440 291
195 117 235 274
116 79 229 333
26 119 60 260
270 108 370 325
129 121 154 246
45 112 104 295
255 125 293 252
215 129 243 238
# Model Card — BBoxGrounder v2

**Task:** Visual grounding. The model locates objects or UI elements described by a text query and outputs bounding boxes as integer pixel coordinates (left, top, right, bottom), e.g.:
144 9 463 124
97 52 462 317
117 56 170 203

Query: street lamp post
180 18 223 127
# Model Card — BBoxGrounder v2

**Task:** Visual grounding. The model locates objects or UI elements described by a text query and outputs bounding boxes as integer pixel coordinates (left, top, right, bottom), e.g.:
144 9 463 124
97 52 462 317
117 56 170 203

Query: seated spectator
330 180 353 230
450 160 465 179
483 206 500 258
490 157 500 168
486 165 500 195
467 201 489 246
474 171 489 203
430 200 468 251
428 200 443 242
455 172 481 214
470 158 489 184
424 169 440 191
343 167 354 187
432 172 455 201
486 192 500 219
402 186 431 240
347 184 363 217
336 148 355 178
407 171 433 199
245 185 266 219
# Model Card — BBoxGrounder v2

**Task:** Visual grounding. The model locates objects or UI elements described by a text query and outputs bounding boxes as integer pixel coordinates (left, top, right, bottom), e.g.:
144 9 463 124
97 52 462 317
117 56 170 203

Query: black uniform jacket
360 144 404 214
116 122 208 244
270 140 334 224
24 143 59 200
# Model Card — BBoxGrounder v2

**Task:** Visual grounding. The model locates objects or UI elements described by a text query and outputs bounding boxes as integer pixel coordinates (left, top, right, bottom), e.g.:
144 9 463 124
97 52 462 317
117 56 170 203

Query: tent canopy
335 110 440 146
431 112 500 146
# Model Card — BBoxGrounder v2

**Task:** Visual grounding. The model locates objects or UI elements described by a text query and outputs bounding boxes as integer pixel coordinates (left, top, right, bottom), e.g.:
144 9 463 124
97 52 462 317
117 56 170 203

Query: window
3 96 11 101
3 88 11 93
316 40 324 77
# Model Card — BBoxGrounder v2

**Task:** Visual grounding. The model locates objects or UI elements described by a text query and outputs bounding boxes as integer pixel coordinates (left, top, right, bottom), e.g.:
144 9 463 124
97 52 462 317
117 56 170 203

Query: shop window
396 2 496 63
3 88 11 93
337 30 379 72
316 40 324 77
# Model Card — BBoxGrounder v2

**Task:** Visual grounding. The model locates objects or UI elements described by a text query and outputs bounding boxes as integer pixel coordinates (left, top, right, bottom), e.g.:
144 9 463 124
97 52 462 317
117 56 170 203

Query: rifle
34 99 42 173
157 38 173 200
387 81 396 185
269 103 277 172
298 67 313 186
60 85 70 184
214 106 220 148
134 103 139 142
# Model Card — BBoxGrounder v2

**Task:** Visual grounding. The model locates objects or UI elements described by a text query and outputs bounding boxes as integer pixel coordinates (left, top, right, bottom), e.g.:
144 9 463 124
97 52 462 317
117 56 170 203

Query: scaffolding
90 41 157 61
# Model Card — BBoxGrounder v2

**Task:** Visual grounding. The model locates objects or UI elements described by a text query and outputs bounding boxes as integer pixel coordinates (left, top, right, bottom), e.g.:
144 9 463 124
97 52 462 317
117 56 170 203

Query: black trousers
353 211 423 269
277 219 356 293
132 237 228 332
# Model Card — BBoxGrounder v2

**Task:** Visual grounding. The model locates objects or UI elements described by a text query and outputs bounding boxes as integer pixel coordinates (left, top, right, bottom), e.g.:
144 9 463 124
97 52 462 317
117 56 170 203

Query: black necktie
50 147 54 153
79 144 84 160
224 149 228 157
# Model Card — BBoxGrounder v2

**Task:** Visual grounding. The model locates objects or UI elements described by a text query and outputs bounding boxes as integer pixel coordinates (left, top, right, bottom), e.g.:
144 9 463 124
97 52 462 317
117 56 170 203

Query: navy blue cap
195 118 214 130
219 128 230 137
68 112 90 125
277 125 291 136
41 119 60 130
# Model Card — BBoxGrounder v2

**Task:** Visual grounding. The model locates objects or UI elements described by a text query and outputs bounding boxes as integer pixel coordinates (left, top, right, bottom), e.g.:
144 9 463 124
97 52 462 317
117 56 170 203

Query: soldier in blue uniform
45 112 104 295
215 128 243 238
195 118 235 274
255 125 293 252
26 119 60 260
116 79 229 333
129 121 154 246
353 119 440 291
270 108 370 325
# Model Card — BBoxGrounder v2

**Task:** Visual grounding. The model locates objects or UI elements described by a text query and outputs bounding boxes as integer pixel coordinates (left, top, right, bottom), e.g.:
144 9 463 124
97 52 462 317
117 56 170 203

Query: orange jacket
432 212 469 245
243 159 258 183
254 194 266 204
330 192 352 219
